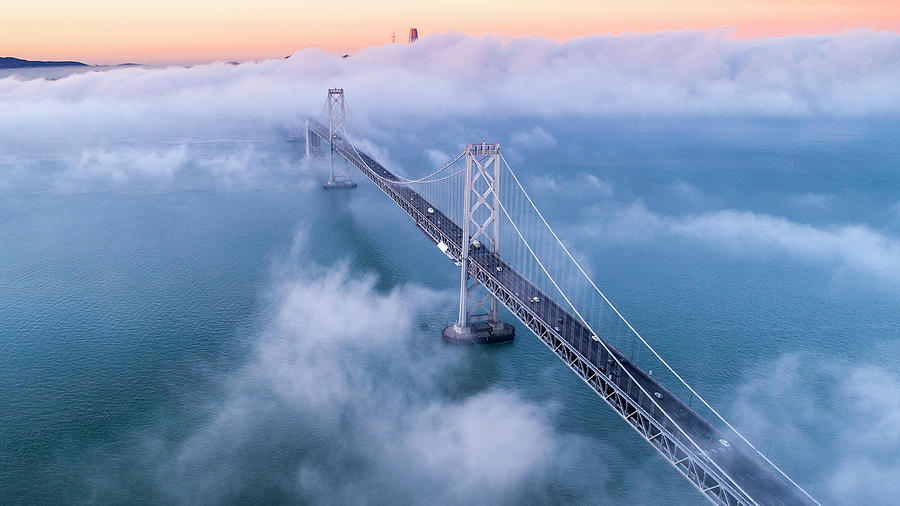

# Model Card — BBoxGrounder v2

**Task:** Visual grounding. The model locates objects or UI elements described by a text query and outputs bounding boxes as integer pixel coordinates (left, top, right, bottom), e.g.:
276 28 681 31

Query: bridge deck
309 122 811 506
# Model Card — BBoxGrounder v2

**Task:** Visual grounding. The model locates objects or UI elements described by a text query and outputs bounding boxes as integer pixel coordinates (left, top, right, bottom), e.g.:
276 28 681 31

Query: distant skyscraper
408 28 418 44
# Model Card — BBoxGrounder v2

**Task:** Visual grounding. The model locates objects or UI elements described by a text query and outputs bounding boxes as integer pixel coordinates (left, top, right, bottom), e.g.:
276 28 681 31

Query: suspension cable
499 153 820 505
495 195 762 504
331 125 464 187
343 101 465 184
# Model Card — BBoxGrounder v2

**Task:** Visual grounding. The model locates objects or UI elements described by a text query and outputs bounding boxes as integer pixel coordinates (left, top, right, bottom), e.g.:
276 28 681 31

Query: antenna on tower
391 31 396 44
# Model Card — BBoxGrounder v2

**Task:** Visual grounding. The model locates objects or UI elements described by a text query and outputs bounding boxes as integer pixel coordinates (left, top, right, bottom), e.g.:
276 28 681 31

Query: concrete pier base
323 180 357 190
442 321 515 345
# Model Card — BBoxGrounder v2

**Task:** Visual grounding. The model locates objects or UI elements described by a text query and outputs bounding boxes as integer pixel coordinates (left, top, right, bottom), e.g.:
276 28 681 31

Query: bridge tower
442 141 515 344
322 88 357 189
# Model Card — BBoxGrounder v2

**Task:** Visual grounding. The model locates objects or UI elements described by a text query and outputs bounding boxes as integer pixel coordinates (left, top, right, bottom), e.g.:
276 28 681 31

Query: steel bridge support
322 88 356 189
442 141 514 344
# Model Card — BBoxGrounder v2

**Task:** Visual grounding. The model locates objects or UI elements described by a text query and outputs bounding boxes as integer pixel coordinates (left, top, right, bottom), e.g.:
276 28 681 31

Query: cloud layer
575 199 900 288
77 235 610 504
2 29 899 193
731 349 900 505
2 29 900 135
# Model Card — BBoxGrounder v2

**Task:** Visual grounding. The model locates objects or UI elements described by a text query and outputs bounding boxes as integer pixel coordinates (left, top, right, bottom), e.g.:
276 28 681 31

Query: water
2 119 899 504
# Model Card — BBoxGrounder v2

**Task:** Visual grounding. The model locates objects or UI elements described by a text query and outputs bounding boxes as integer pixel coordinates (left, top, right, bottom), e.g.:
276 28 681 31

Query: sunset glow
3 0 900 64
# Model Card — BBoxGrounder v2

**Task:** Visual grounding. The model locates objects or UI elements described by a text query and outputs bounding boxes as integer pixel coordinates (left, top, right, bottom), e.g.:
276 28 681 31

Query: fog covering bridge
303 89 819 506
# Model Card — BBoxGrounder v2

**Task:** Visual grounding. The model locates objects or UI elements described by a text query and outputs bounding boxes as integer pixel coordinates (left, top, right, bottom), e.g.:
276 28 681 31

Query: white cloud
791 193 833 210
730 351 900 505
2 30 899 133
511 126 558 149
583 174 614 196
423 148 456 173
47 142 315 193
85 231 605 504
529 172 614 197
668 180 708 206
54 145 187 191
2 30 899 193
580 201 900 287
671 210 900 284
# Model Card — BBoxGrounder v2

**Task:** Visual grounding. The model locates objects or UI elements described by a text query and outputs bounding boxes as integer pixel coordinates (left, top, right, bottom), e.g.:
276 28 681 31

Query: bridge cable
342 101 466 184
499 153 820 505
494 195 764 505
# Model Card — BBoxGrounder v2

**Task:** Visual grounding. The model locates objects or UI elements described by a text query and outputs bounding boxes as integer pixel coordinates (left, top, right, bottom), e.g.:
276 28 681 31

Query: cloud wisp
578 200 900 288
730 349 900 506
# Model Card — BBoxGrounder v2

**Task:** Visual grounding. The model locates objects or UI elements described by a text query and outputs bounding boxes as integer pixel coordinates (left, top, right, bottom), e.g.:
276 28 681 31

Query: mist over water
2 31 900 504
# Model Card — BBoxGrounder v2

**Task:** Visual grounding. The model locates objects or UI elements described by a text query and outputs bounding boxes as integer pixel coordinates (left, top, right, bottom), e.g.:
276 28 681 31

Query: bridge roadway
309 122 811 506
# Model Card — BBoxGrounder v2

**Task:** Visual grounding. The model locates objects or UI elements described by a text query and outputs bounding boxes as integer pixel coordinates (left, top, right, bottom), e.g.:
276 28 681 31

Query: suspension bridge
302 88 819 506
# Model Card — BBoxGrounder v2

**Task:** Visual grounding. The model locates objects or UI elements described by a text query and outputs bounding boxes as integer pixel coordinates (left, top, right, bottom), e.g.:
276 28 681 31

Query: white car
590 335 600 342
427 207 434 214
530 296 541 303
496 266 502 272
718 439 730 448
553 326 561 332
653 392 663 399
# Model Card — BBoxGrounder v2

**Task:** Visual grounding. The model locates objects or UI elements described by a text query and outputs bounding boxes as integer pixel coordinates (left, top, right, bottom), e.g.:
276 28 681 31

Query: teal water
2 119 899 504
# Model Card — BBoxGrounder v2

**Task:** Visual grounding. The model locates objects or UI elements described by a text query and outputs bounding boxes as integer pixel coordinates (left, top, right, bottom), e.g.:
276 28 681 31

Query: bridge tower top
466 141 500 157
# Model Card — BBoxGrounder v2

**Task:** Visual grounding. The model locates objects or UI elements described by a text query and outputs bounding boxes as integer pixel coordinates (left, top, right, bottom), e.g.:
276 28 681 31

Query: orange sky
2 0 899 65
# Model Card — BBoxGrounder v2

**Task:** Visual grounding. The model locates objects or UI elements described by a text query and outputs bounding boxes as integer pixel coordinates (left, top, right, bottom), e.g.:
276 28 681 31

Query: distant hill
0 57 89 69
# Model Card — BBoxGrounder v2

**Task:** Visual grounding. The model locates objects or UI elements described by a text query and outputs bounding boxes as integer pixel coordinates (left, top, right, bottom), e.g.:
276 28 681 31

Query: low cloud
2 30 900 133
579 201 900 287
3 29 899 193
731 350 900 505
791 193 833 210
529 172 614 197
17 142 315 193
80 233 606 504
511 126 558 149
424 148 453 169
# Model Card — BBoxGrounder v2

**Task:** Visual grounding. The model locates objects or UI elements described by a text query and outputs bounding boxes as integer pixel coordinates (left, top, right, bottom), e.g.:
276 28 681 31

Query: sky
2 0 900 64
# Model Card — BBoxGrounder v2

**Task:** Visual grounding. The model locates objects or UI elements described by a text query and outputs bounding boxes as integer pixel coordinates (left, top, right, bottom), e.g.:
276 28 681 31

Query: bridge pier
442 320 514 345
322 180 357 189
